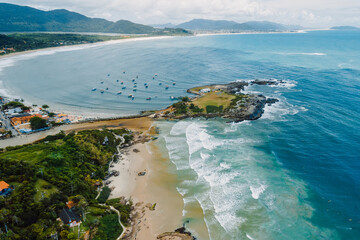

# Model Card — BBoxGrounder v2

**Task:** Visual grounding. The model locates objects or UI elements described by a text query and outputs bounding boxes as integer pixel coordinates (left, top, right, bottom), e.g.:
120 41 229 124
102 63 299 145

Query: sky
2 0 360 27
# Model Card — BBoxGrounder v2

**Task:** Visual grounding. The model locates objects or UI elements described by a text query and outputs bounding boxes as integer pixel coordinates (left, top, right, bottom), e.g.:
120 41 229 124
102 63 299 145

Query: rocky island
150 80 280 122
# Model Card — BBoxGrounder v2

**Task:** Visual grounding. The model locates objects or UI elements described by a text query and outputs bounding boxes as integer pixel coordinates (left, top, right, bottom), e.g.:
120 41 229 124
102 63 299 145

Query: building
58 208 82 227
0 181 13 196
10 114 43 126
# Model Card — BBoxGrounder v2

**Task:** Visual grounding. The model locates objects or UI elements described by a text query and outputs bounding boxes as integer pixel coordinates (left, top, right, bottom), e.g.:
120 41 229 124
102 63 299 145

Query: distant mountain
0 3 155 34
176 19 238 30
151 23 176 28
331 26 360 30
174 19 302 32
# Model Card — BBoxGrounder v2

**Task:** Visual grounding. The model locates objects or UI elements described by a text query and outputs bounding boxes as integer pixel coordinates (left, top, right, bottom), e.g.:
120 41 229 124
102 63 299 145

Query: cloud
2 0 360 27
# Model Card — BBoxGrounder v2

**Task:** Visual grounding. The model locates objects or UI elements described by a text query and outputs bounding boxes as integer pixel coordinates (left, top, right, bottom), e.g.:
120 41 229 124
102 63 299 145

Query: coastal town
0 96 84 139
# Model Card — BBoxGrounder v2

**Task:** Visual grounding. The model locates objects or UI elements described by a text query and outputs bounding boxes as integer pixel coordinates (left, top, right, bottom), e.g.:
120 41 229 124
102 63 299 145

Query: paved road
0 112 18 137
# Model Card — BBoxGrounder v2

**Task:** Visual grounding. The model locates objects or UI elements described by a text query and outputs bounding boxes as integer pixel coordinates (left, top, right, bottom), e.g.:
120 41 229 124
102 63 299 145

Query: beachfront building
10 114 43 126
58 201 82 227
0 181 13 196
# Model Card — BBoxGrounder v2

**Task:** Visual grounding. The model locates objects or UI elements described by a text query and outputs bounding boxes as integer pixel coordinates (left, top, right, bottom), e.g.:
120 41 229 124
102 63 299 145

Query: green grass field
192 91 236 110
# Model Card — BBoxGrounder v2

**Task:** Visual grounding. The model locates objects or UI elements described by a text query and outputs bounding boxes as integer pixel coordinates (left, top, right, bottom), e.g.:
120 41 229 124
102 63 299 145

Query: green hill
0 3 154 34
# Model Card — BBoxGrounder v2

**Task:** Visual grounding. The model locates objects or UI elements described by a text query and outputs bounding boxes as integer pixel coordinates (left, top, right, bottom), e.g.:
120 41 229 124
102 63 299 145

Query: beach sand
108 140 184 240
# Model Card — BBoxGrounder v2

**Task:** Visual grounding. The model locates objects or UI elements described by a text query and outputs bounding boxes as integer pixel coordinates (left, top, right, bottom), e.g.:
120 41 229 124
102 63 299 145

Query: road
0 111 18 137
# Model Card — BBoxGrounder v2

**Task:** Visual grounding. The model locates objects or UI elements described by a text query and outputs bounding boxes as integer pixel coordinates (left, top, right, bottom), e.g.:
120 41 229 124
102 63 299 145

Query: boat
132 96 135 100
165 86 169 90
107 74 110 76
144 83 147 86
155 74 158 76
100 90 104 94
170 96 176 100
121 81 124 84
133 85 137 88
133 89 137 92
153 77 155 80
122 87 126 89
106 87 109 90
101 81 104 84
91 88 96 91
128 94 133 98
132 79 135 82
116 80 119 82
123 71 126 74
146 97 151 100
145 85 148 88
159 83 162 85
136 75 138 79
117 91 122 95
173 82 176 85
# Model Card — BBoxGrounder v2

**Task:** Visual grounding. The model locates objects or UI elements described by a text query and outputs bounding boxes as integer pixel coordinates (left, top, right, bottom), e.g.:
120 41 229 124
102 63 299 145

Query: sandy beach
108 139 184 239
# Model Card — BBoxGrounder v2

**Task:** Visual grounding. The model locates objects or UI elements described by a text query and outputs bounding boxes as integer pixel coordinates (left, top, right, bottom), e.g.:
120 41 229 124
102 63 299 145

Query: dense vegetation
1 101 27 111
0 129 132 239
0 33 126 54
97 186 111 204
30 116 48 130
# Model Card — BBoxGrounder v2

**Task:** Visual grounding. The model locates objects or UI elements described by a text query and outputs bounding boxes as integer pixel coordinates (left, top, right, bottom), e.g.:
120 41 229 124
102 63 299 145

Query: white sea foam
283 52 326 56
170 121 191 135
220 162 231 170
186 122 208 154
199 130 224 151
246 233 255 240
250 184 267 199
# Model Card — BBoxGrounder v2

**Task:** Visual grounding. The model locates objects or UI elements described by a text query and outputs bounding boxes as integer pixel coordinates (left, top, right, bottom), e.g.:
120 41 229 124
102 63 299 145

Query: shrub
30 116 47 130
206 105 223 113
97 186 111 203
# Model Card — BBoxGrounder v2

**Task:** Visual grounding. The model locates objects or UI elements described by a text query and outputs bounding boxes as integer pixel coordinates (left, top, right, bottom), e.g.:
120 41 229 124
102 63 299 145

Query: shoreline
0 35 174 60
108 141 184 239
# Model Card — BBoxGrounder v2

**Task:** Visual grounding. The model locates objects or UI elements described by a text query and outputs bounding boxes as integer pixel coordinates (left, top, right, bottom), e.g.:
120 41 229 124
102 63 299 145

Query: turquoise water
1 31 360 239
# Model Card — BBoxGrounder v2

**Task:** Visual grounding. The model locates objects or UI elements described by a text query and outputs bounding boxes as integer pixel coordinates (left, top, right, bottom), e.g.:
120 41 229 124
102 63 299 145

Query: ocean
0 30 359 239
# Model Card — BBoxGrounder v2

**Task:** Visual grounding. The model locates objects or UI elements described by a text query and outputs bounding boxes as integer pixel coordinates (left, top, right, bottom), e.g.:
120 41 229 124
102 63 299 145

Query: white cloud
2 0 360 27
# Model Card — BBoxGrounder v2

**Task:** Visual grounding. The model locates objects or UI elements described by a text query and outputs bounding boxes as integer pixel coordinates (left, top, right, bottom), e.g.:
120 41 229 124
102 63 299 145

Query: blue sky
3 0 360 27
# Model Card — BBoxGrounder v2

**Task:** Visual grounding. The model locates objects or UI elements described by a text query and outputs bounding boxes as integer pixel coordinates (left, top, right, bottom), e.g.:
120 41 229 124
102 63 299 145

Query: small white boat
146 97 151 100
170 96 176 100
91 88 96 91
117 91 122 95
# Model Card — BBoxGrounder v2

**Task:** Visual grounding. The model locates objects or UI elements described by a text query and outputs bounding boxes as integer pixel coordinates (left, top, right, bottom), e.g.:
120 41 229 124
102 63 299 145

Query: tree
42 104 49 109
30 116 47 130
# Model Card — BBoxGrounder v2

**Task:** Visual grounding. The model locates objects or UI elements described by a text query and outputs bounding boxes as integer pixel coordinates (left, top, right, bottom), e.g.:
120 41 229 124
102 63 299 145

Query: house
10 114 43 126
59 208 82 227
66 200 77 209
0 181 13 196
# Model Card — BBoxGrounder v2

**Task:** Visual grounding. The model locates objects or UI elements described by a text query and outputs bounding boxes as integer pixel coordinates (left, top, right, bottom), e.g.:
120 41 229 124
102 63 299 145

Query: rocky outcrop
226 94 267 121
157 227 196 240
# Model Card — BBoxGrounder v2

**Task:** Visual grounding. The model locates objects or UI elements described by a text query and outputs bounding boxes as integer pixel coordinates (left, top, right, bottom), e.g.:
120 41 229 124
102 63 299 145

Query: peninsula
150 80 280 122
